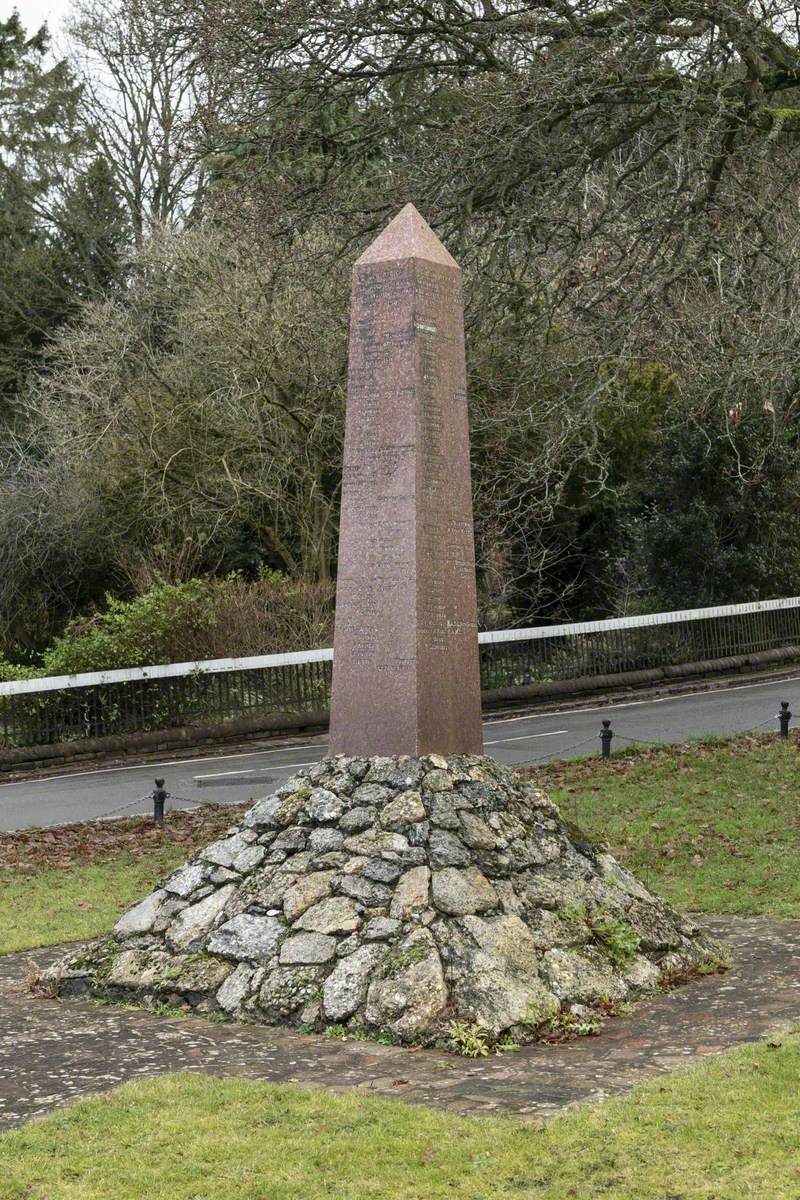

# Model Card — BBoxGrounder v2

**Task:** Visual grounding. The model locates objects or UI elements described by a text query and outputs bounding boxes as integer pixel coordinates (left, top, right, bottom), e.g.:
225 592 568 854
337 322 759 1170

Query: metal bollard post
778 701 792 740
600 719 613 759
153 778 167 825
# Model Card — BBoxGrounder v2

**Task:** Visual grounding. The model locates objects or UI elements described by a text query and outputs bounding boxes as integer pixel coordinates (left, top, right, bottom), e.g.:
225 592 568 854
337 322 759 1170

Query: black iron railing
478 602 800 689
2 599 799 753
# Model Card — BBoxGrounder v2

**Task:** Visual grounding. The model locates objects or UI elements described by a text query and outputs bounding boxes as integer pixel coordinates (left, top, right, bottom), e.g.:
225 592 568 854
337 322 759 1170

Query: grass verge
0 804 247 954
2 1032 800 1199
527 733 800 917
0 854 185 953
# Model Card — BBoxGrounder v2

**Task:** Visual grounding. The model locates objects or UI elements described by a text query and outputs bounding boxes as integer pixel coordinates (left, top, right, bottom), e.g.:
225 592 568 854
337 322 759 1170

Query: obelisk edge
355 203 459 269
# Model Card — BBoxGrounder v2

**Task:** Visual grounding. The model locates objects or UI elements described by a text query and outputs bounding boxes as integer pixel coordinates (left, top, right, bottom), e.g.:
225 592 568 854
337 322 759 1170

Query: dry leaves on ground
0 804 250 874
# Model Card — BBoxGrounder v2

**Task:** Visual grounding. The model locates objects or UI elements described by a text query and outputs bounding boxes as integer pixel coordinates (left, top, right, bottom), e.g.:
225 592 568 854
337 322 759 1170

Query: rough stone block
280 933 337 965
431 867 498 916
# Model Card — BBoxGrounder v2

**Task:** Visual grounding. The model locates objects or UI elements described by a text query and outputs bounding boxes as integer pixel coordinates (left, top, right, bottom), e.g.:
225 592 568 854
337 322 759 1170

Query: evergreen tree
56 155 130 300
0 17 129 421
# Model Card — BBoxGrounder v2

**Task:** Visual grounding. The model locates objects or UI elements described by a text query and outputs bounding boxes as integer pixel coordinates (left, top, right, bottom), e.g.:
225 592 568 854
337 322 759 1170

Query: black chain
167 792 228 811
755 714 785 730
85 705 795 822
521 732 600 764
525 707 789 766
611 731 670 746
600 710 784 749
89 794 151 822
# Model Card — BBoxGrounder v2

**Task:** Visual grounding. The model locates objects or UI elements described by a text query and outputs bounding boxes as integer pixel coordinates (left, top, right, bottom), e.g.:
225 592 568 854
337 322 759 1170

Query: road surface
1 672 797 831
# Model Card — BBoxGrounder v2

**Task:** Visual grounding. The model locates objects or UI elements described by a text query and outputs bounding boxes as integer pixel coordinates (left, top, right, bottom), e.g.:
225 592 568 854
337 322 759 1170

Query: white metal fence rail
2 597 799 751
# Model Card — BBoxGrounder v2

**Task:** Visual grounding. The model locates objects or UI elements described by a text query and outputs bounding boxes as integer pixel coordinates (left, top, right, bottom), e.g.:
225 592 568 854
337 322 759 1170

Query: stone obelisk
329 204 483 757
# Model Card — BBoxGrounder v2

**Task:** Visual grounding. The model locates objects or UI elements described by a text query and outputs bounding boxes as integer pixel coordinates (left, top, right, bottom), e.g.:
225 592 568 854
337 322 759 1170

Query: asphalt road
1 671 798 831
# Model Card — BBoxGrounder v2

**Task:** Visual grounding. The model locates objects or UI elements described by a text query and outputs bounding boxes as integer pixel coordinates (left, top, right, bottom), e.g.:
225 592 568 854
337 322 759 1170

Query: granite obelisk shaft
329 204 483 756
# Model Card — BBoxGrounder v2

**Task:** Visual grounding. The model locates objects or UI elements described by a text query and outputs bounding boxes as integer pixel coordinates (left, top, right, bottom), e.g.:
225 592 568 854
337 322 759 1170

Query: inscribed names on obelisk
329 204 483 756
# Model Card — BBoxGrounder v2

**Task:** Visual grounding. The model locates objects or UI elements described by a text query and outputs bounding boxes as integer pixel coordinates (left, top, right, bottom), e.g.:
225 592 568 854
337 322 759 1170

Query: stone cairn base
46 755 725 1046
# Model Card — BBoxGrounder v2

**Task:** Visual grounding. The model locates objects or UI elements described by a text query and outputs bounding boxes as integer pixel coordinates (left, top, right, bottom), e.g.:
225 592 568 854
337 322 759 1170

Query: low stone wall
481 644 800 705
2 645 798 773
0 710 329 772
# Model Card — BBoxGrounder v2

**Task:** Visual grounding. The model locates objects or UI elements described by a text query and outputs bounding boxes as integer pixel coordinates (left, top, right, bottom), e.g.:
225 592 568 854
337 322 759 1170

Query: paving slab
1 915 799 1129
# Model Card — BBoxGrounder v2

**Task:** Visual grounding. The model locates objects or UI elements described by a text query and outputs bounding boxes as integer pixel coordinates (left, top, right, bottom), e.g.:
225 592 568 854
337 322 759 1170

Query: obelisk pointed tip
355 203 459 269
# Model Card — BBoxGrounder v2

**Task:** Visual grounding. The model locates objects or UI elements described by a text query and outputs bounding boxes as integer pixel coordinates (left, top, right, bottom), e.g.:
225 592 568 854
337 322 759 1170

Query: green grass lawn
2 1032 799 1199
531 735 800 917
0 803 246 955
0 851 186 954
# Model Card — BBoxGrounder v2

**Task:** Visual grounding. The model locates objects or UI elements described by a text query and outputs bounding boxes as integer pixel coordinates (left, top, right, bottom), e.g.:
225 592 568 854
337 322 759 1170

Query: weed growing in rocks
379 942 427 978
587 907 641 968
324 1024 347 1040
539 1010 603 1043
446 1022 492 1057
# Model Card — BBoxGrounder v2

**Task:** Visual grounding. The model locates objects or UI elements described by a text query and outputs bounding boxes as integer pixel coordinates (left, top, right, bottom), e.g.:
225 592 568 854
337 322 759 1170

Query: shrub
447 1022 492 1057
31 572 335 676
41 579 217 675
0 654 41 683
587 908 641 969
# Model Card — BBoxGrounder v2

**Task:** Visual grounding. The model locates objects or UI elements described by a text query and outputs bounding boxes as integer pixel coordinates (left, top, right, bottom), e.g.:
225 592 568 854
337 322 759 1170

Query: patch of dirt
0 804 250 874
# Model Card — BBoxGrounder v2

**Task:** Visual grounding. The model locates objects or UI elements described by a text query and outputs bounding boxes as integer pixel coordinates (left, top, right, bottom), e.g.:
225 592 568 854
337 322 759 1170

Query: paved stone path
1 915 799 1129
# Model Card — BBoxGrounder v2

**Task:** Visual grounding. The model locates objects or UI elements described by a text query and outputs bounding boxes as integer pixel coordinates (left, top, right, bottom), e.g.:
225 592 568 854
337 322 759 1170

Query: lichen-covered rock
458 811 496 849
428 829 471 868
306 788 343 822
451 953 558 1034
334 873 393 907
363 916 400 941
257 965 324 1020
295 895 362 935
342 830 410 857
362 858 402 885
233 844 267 874
422 769 455 793
107 947 231 996
380 791 426 829
624 955 662 990
352 783 392 807
251 785 314 827
339 806 376 834
323 944 383 1020
280 932 337 965
541 947 630 1005
308 828 344 853
427 795 461 829
389 865 430 919
216 963 257 1013
202 832 253 869
163 862 208 899
207 913 283 962
165 884 236 952
282 871 336 922
114 889 168 937
431 866 497 915
365 929 447 1036
48 754 726 1047
439 914 559 1033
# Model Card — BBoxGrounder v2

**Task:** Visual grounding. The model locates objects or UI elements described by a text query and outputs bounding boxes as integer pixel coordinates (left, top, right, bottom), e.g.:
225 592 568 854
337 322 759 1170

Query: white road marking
194 768 272 781
485 730 568 746
195 761 318 782
485 672 800 723
0 741 327 789
2 668 797 791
